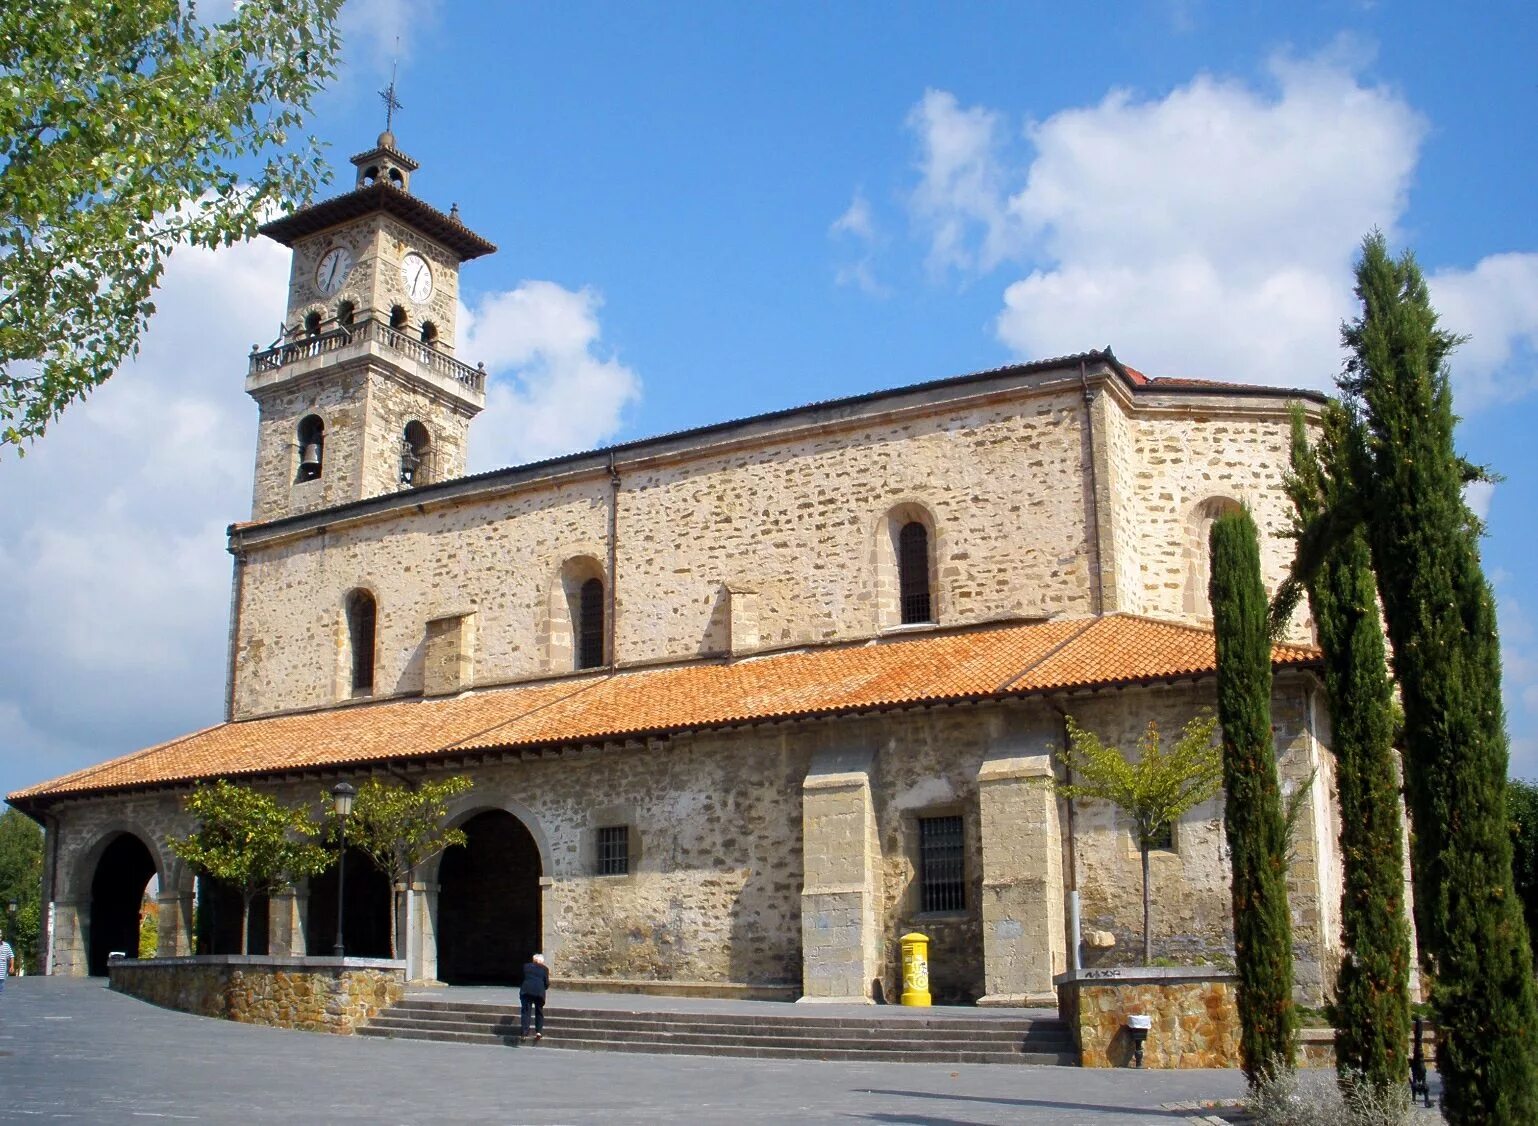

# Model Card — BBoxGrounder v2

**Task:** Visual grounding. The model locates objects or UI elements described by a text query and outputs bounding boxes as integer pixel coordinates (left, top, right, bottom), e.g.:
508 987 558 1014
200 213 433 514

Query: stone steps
357 998 1079 1065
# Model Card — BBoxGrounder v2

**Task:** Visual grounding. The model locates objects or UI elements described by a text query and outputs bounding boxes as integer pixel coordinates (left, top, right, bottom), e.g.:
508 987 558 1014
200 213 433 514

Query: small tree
341 777 473 958
1049 713 1221 964
1211 506 1297 1083
0 808 43 970
169 780 330 955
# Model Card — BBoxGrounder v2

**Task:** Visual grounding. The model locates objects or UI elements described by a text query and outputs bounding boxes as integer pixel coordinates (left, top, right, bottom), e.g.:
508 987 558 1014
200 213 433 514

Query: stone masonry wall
1061 969 1241 1068
109 957 404 1034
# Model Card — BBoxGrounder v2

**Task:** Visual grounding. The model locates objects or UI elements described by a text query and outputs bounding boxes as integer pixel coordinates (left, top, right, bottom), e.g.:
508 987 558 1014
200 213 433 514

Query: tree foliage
1049 712 1221 965
168 780 330 956
1509 778 1538 970
1284 404 1411 1095
1341 232 1538 1122
1210 506 1297 1083
0 807 44 971
0 0 341 449
340 777 473 958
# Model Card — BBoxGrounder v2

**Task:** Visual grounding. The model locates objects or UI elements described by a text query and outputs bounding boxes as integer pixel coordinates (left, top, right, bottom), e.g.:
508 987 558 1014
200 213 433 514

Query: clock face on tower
401 251 434 303
314 246 353 295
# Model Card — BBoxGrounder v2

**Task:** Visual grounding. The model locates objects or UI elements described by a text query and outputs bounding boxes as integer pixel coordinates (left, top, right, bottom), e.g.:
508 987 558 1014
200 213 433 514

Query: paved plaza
0 976 1423 1125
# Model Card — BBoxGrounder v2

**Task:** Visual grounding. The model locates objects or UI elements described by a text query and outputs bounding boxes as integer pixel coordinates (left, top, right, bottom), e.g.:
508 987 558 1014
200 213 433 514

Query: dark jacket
520 961 550 998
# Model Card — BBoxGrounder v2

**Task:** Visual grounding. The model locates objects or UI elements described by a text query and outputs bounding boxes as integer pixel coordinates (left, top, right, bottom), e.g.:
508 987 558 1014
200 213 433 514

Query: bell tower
245 129 496 523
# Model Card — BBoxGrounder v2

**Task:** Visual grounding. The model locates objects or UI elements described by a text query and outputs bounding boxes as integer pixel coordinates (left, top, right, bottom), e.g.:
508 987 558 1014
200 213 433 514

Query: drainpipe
1049 699 1082 971
606 453 620 669
1080 360 1105 616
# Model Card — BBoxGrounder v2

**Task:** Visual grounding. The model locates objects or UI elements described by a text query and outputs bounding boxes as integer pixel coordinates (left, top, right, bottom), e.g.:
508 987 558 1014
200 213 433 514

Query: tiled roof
6 615 1318 807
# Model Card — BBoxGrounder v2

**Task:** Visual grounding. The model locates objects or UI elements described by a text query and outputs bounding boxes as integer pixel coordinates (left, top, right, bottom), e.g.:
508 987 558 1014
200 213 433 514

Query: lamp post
330 781 356 958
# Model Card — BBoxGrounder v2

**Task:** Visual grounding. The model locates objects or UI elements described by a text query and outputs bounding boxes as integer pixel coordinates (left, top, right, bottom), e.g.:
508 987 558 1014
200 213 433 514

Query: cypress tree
1342 233 1538 1122
1210 507 1297 1083
1284 405 1410 1094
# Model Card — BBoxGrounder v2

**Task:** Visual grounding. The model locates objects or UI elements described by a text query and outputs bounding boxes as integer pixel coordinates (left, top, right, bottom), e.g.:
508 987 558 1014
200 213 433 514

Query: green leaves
0 0 342 449
1053 713 1222 851
168 778 330 911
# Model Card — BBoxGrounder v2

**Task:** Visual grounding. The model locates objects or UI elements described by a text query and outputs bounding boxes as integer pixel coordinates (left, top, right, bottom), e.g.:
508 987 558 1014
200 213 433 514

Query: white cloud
0 238 285 799
339 0 443 76
907 90 1021 275
1429 253 1538 409
1465 480 1495 522
461 281 642 471
830 191 888 297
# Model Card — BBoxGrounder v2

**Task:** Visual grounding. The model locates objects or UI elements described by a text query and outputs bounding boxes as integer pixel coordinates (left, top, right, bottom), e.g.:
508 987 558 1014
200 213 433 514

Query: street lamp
330 781 356 958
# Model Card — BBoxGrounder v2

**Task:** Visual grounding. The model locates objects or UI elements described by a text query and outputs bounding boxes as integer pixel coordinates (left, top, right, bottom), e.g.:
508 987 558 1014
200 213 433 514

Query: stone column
266 885 305 956
977 748 1066 1006
799 744 879 1003
156 890 193 957
51 899 86 976
417 881 441 982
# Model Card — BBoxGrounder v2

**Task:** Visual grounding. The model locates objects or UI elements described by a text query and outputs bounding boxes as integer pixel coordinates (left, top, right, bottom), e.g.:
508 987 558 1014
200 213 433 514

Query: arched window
296 415 324 482
362 165 379 186
898 521 933 624
389 305 408 331
1183 497 1244 620
420 321 439 346
303 311 322 337
388 168 405 189
346 589 377 696
400 420 431 487
336 300 356 327
577 577 605 670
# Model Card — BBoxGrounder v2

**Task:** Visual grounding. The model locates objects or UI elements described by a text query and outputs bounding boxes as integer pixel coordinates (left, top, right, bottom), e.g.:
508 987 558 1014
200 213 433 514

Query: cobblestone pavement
0 977 1422 1125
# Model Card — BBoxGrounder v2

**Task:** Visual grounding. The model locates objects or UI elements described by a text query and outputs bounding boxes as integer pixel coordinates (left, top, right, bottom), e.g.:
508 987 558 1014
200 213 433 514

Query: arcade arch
433 808 545 984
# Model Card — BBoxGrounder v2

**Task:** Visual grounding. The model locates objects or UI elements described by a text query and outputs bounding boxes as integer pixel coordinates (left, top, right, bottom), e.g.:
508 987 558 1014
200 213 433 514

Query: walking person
0 930 15 1001
519 952 549 1042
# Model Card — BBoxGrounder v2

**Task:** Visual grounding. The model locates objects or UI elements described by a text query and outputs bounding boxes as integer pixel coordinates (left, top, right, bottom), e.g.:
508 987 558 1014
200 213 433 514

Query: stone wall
109 956 404 1034
1059 967 1241 1068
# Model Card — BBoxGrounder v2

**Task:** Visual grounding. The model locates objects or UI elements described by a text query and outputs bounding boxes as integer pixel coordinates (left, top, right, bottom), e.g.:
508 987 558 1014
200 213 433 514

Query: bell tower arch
244 131 497 522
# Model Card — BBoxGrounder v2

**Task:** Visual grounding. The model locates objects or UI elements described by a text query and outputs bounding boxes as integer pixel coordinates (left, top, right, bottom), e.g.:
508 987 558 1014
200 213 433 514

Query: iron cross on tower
380 63 403 133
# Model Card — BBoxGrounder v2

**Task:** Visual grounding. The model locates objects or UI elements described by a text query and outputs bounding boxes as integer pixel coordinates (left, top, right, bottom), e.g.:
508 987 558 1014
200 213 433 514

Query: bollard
899 932 931 1007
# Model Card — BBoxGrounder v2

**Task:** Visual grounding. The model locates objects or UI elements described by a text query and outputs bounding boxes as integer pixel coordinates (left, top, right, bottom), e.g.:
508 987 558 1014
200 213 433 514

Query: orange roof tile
7 614 1318 807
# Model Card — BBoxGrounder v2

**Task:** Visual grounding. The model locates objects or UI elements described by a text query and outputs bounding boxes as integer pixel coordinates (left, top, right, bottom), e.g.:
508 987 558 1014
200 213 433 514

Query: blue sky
4 0 1537 801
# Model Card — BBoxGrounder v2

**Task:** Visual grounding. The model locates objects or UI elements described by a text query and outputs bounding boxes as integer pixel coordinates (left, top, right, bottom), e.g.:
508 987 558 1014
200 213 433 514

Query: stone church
8 133 1344 1008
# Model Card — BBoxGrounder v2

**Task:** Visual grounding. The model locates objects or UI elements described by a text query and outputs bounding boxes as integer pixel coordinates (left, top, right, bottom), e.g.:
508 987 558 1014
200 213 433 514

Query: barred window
919 815 964 912
898 521 933 624
1147 819 1175 852
597 825 629 876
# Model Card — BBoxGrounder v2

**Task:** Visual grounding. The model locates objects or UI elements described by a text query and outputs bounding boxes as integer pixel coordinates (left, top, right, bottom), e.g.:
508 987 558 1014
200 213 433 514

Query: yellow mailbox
900 932 931 1007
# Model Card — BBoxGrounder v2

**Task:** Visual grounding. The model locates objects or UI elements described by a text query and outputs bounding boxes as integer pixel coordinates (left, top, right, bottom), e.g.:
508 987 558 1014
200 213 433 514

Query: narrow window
303 311 322 337
597 826 629 876
420 321 439 346
898 521 933 624
400 421 431 487
296 415 324 482
918 815 965 912
577 577 605 670
336 300 356 327
389 305 408 331
346 590 377 696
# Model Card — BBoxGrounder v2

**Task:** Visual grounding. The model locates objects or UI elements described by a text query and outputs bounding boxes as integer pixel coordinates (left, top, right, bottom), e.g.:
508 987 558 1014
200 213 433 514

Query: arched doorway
306 846 392 958
436 810 543 984
193 875 269 957
87 833 158 975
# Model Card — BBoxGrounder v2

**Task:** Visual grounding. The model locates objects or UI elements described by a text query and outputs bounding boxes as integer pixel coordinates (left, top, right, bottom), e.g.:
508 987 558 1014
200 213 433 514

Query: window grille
597 825 629 876
898 521 933 624
1147 820 1174 851
919 815 965 912
577 577 605 670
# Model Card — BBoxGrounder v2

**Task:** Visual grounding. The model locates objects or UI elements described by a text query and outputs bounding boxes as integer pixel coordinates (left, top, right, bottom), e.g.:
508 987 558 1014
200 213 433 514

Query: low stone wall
1056 967 1240 1068
109 956 405 1034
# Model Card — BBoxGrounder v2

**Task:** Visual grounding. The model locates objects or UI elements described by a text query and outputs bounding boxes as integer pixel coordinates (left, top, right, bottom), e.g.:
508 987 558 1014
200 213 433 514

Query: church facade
9 135 1345 1008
